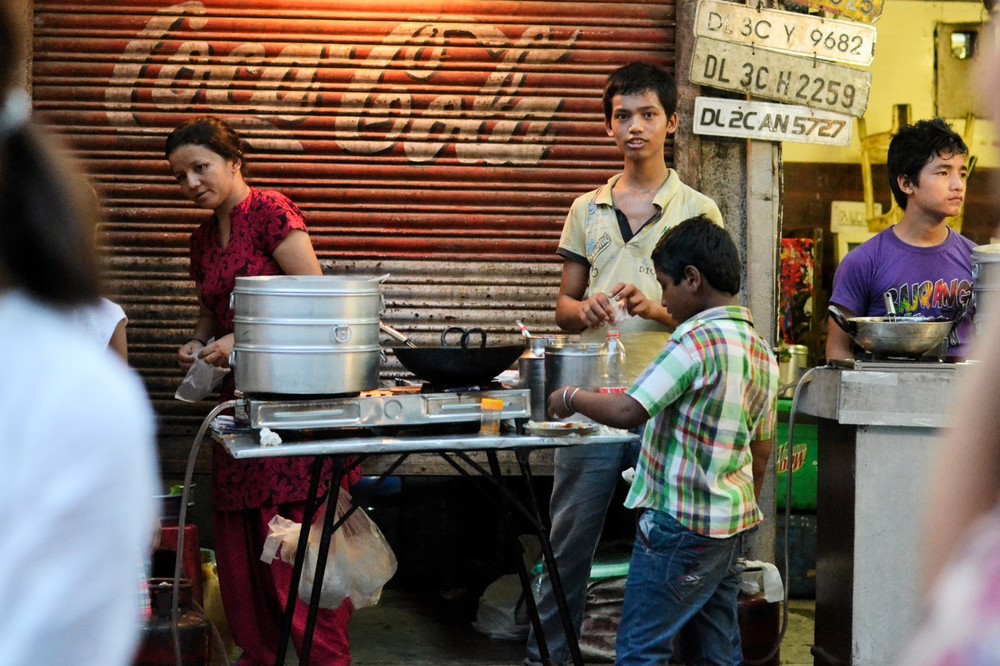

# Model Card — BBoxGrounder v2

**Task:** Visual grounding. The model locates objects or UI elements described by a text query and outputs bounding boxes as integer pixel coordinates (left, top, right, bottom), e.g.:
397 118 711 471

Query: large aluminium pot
382 324 524 387
827 305 955 358
230 275 383 395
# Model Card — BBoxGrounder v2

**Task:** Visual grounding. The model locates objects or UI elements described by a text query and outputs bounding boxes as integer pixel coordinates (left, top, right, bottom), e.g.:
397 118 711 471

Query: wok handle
380 322 417 348
827 305 857 336
461 328 487 349
440 326 487 348
441 326 467 347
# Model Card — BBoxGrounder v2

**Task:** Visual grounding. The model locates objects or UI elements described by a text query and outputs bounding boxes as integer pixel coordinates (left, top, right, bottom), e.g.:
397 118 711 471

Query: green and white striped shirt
625 305 778 537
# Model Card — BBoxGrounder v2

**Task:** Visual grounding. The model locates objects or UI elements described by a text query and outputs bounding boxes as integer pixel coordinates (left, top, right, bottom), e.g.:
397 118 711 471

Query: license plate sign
693 96 853 146
694 0 876 66
690 37 871 117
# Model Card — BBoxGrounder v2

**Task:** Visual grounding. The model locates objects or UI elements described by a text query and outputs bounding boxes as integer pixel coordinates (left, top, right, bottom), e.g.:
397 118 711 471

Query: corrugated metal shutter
31 0 676 469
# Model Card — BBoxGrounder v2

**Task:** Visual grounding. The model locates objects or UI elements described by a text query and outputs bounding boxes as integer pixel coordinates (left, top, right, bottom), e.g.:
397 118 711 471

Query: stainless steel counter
795 362 966 427
217 429 638 459
792 363 968 666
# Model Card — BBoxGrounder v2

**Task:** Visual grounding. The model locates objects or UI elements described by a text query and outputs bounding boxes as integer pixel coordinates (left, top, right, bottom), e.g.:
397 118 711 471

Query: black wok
381 324 524 387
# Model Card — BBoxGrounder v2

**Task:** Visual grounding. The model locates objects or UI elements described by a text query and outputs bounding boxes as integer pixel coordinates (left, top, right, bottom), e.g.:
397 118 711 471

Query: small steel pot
543 339 604 397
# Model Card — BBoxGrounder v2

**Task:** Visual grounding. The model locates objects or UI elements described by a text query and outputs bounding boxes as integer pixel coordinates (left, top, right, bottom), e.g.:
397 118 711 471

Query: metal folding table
217 429 638 666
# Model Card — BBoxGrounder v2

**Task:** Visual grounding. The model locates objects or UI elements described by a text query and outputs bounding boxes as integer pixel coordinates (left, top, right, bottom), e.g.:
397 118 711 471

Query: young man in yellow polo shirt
524 61 723 666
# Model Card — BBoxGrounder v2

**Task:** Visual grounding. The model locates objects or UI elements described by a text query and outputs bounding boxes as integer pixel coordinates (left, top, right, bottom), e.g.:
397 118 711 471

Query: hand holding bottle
576 291 620 330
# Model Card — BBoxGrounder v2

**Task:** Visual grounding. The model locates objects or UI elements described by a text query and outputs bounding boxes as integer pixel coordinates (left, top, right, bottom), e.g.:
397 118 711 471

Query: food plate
524 421 599 437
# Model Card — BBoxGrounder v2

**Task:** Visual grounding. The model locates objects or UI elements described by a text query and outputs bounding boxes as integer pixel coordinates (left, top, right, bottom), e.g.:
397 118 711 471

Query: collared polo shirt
557 170 723 381
625 305 779 537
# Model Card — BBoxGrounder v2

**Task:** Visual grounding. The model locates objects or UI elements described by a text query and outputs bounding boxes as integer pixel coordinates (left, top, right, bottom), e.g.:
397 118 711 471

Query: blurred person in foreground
0 4 158 664
896 3 1000 663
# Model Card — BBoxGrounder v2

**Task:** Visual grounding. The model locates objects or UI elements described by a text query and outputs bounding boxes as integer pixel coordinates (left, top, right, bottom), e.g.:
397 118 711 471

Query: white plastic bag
174 339 229 401
261 489 397 609
472 573 529 640
740 560 785 603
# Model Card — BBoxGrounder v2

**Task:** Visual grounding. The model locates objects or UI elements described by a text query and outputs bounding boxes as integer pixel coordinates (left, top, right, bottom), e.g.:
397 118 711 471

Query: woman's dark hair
887 118 968 210
652 215 741 295
165 115 248 176
0 4 101 306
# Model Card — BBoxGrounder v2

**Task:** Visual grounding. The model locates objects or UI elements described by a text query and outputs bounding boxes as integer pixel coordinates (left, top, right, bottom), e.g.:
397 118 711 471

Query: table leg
276 455 326 665
483 450 551 664
514 449 585 666
299 458 345 665
275 453 411 665
448 450 584 666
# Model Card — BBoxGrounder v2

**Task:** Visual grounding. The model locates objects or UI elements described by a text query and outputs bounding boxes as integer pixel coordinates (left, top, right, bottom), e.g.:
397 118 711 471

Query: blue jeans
524 440 639 666
615 510 746 666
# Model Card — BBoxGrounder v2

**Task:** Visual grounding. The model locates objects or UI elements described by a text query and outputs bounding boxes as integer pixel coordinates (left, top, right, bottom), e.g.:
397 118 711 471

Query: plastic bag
174 339 229 402
261 489 397 610
472 573 529 640
740 560 785 603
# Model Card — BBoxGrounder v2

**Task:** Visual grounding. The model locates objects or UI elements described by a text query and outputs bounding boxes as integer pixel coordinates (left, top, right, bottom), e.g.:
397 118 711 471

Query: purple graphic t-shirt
830 226 976 358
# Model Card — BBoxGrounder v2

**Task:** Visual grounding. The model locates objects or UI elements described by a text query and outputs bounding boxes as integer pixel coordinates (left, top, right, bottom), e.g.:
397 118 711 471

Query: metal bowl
829 306 954 357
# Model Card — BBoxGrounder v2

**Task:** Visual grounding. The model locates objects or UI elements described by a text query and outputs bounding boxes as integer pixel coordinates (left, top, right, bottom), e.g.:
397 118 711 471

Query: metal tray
524 421 599 437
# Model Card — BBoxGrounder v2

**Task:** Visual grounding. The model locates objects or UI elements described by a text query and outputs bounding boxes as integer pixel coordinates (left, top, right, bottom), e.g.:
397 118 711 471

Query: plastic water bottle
599 331 627 394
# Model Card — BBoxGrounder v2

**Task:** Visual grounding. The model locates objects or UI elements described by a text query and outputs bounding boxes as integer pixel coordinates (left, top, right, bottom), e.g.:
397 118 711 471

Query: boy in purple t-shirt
826 118 976 361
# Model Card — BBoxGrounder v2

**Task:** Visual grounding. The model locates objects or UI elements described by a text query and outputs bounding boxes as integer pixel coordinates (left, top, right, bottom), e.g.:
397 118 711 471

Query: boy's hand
610 283 677 330
576 292 618 329
547 385 578 420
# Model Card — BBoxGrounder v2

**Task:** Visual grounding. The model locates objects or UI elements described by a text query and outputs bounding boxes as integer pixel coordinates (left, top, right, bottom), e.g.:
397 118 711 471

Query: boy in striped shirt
547 215 778 665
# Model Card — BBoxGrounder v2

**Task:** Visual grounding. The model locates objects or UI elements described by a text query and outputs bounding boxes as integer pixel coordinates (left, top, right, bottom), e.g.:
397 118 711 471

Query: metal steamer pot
827 304 957 358
230 275 384 395
381 324 524 387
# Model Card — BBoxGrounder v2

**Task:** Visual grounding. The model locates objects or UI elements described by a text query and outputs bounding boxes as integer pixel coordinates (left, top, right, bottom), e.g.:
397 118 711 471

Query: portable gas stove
234 385 530 431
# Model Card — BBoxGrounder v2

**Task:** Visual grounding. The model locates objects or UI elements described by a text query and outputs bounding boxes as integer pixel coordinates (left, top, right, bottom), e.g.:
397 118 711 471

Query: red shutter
32 0 677 465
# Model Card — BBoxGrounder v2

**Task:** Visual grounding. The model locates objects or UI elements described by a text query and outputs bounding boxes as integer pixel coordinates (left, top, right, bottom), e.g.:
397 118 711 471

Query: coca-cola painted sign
105 2 579 165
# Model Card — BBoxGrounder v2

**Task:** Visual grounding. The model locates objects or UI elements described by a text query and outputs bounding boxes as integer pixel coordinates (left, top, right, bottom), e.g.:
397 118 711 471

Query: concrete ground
340 589 818 665
777 600 815 666
266 591 815 665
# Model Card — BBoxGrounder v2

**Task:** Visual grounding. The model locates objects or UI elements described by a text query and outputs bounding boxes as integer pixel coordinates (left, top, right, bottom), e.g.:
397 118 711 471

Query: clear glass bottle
599 331 627 394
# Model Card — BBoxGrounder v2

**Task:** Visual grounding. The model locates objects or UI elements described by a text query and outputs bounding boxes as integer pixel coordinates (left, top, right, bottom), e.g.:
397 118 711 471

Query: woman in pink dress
168 115 353 666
